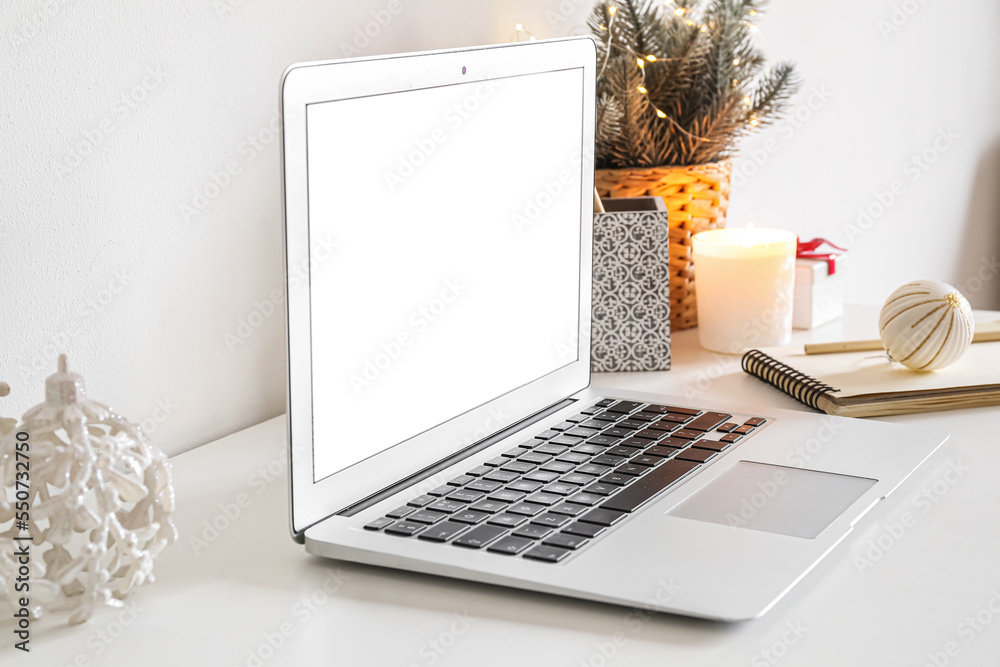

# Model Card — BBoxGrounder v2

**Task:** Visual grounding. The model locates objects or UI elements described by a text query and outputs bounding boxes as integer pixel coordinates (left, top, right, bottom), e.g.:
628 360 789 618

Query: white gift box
793 255 844 329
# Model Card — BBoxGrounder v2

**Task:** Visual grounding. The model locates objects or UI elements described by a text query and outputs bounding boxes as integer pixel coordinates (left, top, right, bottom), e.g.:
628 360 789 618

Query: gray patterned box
591 210 671 372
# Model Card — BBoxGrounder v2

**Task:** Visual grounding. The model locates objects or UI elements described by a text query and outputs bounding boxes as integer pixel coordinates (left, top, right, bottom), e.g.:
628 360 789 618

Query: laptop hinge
332 397 578 518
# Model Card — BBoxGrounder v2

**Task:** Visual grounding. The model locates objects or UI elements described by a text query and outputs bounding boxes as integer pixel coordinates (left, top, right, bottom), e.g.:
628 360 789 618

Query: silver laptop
279 37 946 621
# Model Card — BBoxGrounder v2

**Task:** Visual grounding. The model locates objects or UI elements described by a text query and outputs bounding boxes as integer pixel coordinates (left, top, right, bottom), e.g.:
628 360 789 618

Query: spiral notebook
742 342 1000 417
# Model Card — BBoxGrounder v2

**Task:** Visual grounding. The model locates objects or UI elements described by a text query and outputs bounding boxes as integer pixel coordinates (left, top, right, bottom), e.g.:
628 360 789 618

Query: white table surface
5 305 1000 666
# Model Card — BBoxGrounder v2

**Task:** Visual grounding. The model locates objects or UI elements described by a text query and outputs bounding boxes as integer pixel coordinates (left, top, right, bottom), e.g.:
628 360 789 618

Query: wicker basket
596 160 732 330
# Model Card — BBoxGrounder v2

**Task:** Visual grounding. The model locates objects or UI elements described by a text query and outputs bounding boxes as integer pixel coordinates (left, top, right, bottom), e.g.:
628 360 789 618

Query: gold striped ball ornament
878 280 975 371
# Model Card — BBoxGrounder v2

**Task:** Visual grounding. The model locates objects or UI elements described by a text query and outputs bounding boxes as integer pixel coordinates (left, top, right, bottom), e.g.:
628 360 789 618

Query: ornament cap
46 354 87 406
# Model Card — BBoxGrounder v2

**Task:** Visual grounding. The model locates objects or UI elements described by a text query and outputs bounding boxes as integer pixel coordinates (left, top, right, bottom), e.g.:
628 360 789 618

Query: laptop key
565 426 599 437
484 470 520 483
543 532 590 550
523 544 572 562
632 456 664 467
631 411 660 422
407 495 435 507
583 482 618 496
550 502 588 517
566 492 603 507
587 435 622 447
535 430 561 440
409 510 449 524
592 454 626 467
523 470 561 483
556 452 590 464
602 428 634 439
616 419 646 430
448 475 475 486
721 433 743 443
535 443 569 455
580 406 603 415
503 447 531 458
507 480 543 493
540 461 575 473
487 513 528 528
676 448 717 464
512 524 553 540
427 500 465 514
577 464 612 476
418 521 470 542
501 461 536 474
452 509 490 524
717 422 738 433
572 443 604 455
550 421 577 431
519 452 553 464
646 404 700 415
634 429 665 440
466 479 503 492
615 464 649 477
560 473 596 486
525 492 562 506
542 483 577 496
484 456 508 467
601 459 701 513
364 516 395 530
447 489 485 503
487 535 534 555
519 439 546 449
386 505 415 518
579 508 627 526
531 512 571 528
694 440 730 452
467 465 492 477
563 522 606 539
745 417 767 426
643 446 676 458
548 435 582 446
659 413 693 424
672 429 703 440
507 502 546 516
606 446 641 458
428 485 455 497
470 499 508 513
453 524 507 548
686 411 732 432
595 398 615 407
605 400 643 414
599 473 634 486
733 424 754 435
657 438 690 449
489 490 526 503
385 520 425 536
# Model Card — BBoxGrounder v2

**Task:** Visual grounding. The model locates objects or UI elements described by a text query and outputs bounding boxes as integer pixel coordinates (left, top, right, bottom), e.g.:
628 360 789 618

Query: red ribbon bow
796 238 846 275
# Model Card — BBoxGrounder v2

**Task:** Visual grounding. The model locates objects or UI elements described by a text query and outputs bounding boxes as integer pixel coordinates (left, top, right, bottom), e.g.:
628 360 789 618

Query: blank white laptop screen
306 68 585 482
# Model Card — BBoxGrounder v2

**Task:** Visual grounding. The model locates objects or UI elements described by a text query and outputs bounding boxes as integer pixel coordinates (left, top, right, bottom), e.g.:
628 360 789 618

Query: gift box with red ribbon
793 238 846 329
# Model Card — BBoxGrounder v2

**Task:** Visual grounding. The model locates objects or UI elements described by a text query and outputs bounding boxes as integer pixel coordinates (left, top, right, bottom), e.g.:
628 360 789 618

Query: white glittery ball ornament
878 280 975 371
0 356 176 624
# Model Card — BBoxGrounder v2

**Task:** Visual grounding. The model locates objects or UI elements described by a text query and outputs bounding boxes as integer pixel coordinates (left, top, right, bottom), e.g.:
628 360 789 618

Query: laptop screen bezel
281 37 597 538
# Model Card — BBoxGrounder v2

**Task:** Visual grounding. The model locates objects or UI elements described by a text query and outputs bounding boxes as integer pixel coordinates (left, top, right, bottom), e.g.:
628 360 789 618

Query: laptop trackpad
666 461 878 539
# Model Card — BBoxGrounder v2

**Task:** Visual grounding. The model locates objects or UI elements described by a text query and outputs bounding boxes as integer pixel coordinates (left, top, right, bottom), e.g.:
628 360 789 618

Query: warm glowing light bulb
686 19 694 26
700 24 708 32
637 58 644 68
750 117 759 126
637 85 648 94
743 96 751 105
656 109 667 118
646 54 656 62
674 7 684 15
749 9 757 15
733 58 740 65
608 5 616 14
515 23 523 30
749 24 759 33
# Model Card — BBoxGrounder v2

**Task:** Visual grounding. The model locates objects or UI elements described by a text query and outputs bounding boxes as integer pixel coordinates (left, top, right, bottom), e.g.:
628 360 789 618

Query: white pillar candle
693 227 797 354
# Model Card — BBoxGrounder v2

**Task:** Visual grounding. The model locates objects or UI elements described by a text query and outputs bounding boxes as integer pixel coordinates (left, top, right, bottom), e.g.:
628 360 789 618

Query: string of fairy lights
512 1 765 142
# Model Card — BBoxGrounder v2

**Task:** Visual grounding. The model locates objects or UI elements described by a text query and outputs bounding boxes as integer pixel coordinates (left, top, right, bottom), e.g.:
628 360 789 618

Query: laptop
279 36 947 621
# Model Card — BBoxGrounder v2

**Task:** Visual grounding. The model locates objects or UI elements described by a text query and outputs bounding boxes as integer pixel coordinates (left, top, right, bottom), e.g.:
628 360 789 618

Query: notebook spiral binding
741 349 840 412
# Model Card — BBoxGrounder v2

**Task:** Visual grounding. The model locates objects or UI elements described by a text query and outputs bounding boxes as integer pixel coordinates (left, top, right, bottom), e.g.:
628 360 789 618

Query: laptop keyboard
363 398 766 563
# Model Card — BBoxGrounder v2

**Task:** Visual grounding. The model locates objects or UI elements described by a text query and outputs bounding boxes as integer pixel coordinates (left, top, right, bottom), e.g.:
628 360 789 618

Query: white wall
1 0 998 456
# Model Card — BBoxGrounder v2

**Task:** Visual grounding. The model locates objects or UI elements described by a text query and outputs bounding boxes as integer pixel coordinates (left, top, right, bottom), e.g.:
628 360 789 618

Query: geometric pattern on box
591 211 671 372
